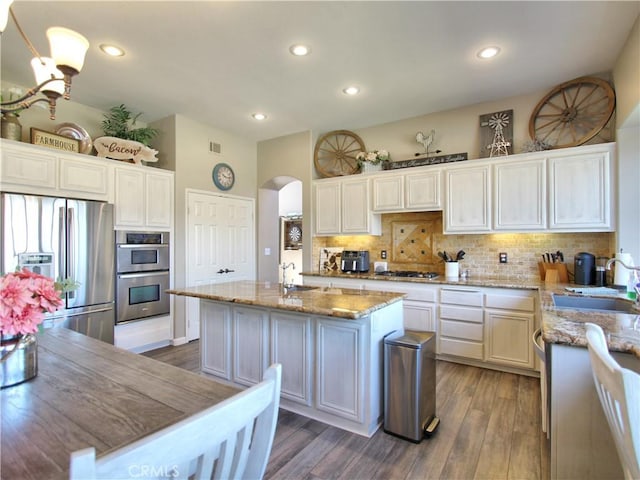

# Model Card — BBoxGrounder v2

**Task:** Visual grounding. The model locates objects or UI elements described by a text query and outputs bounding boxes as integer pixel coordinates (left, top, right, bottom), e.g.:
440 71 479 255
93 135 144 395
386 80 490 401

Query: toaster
341 250 370 273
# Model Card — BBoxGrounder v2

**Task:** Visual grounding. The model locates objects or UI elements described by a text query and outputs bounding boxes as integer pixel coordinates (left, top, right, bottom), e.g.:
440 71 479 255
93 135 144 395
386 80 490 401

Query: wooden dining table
0 328 239 480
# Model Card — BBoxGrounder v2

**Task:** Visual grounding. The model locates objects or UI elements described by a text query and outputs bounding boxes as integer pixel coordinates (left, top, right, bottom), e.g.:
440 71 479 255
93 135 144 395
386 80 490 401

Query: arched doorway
258 176 303 283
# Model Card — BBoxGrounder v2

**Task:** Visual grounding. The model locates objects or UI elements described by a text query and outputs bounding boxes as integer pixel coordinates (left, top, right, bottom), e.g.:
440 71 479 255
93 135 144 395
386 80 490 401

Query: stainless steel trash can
384 329 439 442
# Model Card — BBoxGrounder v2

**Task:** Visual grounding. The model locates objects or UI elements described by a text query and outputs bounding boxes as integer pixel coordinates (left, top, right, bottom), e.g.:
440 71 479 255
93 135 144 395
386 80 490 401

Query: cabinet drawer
441 319 483 341
440 305 483 323
439 337 483 360
441 289 483 307
485 293 535 312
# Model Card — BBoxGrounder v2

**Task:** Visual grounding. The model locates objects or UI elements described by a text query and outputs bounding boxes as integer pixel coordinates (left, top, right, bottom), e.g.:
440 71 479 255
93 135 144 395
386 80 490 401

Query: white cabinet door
406 168 442 210
233 306 269 387
494 158 546 230
444 164 491 233
271 312 313 405
341 177 380 234
548 148 613 231
372 173 404 212
114 167 145 227
200 301 232 379
115 166 174 229
316 317 365 422
403 300 436 331
314 180 341 235
485 310 535 368
1 145 57 191
145 171 173 229
59 157 110 199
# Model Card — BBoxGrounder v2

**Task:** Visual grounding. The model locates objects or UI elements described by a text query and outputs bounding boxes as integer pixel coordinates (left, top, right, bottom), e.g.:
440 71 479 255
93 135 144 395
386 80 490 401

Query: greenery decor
101 104 158 146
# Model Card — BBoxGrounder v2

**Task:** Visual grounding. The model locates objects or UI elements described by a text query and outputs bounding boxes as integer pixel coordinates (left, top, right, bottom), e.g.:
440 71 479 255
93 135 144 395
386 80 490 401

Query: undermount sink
552 294 637 313
283 285 318 293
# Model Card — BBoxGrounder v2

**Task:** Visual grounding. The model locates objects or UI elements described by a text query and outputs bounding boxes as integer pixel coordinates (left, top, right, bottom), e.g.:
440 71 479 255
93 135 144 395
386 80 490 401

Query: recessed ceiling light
252 113 267 120
477 46 500 59
99 44 125 57
343 86 360 96
289 44 311 56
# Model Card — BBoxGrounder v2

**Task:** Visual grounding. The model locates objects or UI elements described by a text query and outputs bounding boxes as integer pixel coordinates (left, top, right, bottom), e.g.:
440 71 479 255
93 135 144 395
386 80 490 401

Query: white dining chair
585 323 640 480
69 363 282 480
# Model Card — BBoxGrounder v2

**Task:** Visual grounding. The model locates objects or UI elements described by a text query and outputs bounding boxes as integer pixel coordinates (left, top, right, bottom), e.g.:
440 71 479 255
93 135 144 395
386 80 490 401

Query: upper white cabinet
493 158 546 231
1 139 111 201
314 176 381 236
444 163 492 233
371 167 442 213
114 164 174 230
548 145 613 231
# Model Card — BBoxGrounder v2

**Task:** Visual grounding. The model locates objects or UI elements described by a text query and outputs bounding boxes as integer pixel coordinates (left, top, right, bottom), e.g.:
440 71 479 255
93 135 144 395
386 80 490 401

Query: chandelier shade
1 8 89 120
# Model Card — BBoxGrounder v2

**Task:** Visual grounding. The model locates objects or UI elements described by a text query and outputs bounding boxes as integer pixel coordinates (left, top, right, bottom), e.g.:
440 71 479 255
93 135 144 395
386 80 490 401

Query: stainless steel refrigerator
1 193 115 344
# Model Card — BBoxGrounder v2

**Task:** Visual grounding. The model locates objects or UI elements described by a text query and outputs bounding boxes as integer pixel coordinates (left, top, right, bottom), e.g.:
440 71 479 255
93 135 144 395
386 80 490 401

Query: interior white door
186 190 255 341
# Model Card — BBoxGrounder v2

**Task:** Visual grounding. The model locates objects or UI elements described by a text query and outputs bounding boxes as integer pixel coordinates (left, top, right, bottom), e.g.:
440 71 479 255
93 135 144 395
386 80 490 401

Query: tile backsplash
312 211 614 282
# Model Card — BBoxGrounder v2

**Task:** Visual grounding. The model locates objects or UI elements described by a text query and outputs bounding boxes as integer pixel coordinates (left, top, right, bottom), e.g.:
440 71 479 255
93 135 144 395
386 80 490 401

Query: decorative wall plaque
30 128 80 153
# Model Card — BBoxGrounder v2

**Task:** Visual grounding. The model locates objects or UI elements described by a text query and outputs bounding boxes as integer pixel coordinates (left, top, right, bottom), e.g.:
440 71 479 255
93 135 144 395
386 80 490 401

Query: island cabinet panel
271 312 313 406
232 306 269 387
316 318 365 422
200 301 232 379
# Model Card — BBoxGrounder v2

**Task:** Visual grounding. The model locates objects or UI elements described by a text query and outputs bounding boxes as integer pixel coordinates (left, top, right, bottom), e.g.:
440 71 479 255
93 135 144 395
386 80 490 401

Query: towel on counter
564 286 620 295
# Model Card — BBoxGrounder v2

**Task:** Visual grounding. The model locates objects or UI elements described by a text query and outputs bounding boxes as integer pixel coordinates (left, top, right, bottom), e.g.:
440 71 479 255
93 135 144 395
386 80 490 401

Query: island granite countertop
167 280 405 319
301 271 640 358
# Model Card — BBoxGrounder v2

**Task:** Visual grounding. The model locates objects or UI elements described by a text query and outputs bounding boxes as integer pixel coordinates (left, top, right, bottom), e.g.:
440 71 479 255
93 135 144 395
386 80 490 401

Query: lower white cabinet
271 311 313 406
439 288 485 360
200 301 232 379
484 291 536 368
199 298 402 436
232 306 269 387
316 317 365 422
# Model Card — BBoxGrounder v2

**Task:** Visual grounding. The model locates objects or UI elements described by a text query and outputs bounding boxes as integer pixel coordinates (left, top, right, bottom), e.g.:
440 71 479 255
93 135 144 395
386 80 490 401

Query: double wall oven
116 231 170 324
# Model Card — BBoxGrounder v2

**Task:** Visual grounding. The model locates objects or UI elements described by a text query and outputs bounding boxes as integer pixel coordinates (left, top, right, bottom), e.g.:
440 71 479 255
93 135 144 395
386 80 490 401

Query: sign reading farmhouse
30 128 80 153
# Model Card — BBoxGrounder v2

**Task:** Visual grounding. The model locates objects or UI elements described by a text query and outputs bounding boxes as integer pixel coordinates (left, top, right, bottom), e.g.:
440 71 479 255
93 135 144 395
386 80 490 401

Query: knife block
539 262 569 283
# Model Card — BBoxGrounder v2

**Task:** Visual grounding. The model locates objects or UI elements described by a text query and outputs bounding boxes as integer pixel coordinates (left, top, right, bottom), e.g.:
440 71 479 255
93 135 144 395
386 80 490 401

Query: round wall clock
212 163 235 190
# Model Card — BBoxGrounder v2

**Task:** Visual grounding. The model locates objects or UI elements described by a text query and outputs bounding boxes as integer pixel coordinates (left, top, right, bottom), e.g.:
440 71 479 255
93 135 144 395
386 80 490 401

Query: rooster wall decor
415 129 442 157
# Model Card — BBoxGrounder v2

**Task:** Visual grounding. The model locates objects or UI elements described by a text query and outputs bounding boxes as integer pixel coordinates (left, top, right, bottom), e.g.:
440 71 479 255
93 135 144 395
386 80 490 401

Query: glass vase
0 334 38 388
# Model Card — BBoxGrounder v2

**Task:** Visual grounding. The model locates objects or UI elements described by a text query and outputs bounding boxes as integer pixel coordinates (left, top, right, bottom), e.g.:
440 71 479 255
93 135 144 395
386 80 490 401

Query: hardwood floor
144 341 550 479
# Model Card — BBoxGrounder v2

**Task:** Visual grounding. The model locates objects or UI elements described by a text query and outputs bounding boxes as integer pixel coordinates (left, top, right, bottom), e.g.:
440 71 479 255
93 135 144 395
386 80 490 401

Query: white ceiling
1 1 638 142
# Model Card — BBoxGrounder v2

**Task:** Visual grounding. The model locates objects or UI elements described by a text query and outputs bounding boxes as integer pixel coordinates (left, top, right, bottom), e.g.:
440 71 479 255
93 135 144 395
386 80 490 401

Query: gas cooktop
375 270 439 279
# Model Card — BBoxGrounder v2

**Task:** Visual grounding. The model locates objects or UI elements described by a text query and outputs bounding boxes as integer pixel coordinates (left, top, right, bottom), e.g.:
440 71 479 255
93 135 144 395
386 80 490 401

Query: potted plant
356 149 390 173
101 104 158 146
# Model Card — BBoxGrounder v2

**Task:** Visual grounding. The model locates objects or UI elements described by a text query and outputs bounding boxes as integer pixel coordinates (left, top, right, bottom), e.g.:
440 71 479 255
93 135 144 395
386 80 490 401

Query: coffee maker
574 252 595 285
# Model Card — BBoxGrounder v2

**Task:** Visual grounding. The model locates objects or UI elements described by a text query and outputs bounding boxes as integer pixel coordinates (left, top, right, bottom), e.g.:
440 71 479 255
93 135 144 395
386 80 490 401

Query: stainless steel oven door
116 243 170 273
116 271 170 323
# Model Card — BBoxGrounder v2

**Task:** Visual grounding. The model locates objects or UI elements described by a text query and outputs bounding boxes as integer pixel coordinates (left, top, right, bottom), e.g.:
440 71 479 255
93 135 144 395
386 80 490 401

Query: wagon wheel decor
529 76 615 149
314 130 366 177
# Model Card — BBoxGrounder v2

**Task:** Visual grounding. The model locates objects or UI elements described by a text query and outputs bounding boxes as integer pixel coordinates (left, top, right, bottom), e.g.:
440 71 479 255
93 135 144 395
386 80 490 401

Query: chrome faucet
605 257 640 272
282 262 295 288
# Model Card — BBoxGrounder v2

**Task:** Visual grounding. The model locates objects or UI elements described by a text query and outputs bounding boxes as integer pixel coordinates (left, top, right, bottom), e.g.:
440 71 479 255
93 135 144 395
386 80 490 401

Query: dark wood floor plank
473 396 517 479
508 375 543 480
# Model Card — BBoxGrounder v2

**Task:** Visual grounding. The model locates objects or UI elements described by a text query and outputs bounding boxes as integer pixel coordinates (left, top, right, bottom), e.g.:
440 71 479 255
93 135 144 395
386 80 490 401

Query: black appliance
341 250 370 273
574 252 595 285
376 270 439 279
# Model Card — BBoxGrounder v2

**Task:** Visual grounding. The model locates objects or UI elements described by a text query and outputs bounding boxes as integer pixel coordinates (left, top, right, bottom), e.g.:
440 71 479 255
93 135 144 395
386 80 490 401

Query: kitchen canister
445 262 459 278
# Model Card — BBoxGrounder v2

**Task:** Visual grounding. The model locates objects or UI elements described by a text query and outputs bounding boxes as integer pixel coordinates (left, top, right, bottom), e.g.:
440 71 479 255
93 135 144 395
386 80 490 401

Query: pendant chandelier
0 0 89 120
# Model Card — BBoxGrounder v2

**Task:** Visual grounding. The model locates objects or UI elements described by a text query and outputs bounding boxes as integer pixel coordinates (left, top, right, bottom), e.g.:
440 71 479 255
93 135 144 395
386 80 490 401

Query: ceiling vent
209 141 222 155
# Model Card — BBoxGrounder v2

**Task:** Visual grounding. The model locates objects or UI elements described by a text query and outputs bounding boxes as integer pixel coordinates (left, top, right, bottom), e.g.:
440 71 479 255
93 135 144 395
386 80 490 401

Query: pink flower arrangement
0 268 64 337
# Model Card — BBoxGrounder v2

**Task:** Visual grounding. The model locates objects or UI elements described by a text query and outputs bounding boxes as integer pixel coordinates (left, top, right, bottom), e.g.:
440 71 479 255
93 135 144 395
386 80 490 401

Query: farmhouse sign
30 128 80 153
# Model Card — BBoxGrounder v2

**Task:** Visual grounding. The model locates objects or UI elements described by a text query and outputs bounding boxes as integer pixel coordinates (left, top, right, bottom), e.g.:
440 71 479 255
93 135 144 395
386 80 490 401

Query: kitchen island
0 327 239 480
168 281 405 436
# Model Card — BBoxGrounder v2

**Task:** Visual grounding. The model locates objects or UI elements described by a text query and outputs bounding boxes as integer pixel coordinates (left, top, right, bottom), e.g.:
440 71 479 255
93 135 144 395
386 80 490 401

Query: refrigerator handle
67 206 75 299
58 206 65 280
